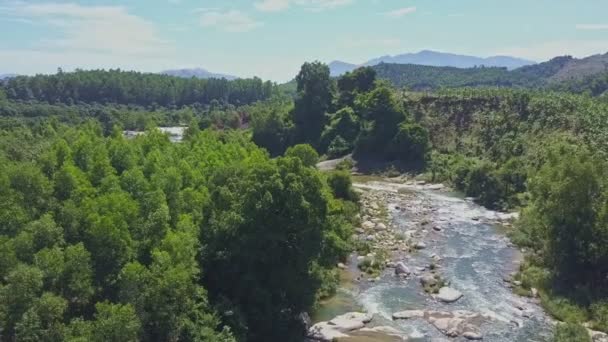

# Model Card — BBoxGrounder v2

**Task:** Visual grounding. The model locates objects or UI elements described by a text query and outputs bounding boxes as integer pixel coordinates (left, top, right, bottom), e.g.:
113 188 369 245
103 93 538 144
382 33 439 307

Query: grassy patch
539 292 589 323
357 256 383 277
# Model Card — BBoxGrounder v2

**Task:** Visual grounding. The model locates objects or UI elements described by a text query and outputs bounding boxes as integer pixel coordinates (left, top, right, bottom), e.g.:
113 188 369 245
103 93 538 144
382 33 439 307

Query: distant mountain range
161 68 238 80
329 50 536 76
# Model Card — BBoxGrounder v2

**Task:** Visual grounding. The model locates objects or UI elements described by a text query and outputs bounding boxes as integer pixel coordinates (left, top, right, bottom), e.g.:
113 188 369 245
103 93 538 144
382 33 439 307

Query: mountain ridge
329 50 536 76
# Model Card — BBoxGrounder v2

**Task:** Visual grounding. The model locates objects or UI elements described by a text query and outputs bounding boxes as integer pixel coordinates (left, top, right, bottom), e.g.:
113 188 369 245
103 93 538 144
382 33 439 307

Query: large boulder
436 287 463 303
308 312 373 341
308 322 349 341
426 311 483 340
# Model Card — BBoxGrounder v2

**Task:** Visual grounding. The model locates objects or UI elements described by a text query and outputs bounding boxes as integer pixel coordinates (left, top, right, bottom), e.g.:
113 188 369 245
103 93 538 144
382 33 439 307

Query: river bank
308 177 555 341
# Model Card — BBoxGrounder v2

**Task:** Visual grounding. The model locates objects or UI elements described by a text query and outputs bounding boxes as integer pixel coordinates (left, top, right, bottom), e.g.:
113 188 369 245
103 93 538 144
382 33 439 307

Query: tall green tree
292 62 333 146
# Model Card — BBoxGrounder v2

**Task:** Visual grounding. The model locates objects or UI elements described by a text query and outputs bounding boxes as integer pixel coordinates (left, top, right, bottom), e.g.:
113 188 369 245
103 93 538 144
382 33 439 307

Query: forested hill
1 69 275 107
371 63 537 90
370 52 608 95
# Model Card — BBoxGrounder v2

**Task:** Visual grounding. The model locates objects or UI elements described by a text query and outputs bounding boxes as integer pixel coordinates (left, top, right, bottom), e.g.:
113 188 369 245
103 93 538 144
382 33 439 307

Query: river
314 180 554 341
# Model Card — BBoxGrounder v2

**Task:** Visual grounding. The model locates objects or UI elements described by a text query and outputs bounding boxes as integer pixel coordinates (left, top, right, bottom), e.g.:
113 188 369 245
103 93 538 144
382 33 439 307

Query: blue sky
1 0 607 81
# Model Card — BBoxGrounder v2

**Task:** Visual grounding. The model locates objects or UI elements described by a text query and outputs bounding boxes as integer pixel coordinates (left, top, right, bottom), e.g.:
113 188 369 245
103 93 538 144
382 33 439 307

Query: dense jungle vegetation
1 62 607 341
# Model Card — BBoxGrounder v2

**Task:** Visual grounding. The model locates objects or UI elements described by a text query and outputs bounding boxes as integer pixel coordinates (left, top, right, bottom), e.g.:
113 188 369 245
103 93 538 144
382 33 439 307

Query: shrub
285 144 319 167
387 123 430 164
335 158 354 171
326 171 359 202
540 293 589 323
464 162 504 209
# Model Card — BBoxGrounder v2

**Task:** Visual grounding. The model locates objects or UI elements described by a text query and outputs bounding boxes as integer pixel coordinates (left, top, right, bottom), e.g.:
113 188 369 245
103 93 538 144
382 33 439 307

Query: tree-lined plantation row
2 69 275 107
0 118 358 341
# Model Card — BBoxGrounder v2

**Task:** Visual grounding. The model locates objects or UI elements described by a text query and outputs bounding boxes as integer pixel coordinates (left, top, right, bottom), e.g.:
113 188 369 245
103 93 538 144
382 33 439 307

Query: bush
357 256 383 276
320 107 359 154
387 123 430 164
540 293 589 323
518 264 551 290
464 162 504 209
335 158 354 171
285 144 319 167
326 171 359 202
553 323 591 342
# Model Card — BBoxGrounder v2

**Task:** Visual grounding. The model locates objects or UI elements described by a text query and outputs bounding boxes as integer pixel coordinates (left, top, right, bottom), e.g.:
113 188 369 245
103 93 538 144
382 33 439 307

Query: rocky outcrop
307 312 373 341
392 309 488 340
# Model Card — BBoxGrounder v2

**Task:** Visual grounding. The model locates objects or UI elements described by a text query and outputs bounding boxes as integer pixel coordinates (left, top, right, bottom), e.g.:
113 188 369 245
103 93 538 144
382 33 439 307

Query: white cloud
199 10 262 32
576 24 608 30
494 40 608 61
384 7 416 18
295 0 353 11
254 0 353 12
255 0 290 12
2 2 169 57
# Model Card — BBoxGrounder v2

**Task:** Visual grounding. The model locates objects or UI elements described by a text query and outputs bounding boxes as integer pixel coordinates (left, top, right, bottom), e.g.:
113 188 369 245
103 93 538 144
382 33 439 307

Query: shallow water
319 181 553 341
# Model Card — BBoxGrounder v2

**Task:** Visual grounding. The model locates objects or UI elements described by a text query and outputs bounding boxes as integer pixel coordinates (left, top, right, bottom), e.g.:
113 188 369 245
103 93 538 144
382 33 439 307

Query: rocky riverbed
308 178 558 341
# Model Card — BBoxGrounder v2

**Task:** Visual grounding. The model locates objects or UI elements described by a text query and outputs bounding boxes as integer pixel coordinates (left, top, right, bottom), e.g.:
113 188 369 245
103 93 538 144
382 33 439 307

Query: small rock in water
394 262 411 276
420 274 438 287
337 262 346 269
436 287 463 303
463 331 483 340
433 226 442 232
415 242 427 249
393 310 425 320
